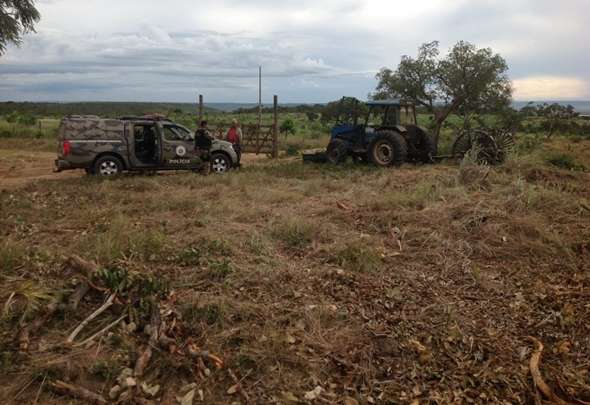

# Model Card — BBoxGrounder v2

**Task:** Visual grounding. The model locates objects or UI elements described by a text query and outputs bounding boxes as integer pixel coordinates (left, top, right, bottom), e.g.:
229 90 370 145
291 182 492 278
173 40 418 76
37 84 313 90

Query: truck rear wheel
94 155 123 176
368 131 407 167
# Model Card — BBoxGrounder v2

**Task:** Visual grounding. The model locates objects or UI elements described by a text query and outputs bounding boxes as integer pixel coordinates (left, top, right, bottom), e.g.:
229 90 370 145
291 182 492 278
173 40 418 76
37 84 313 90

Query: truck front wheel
93 155 124 176
211 153 231 174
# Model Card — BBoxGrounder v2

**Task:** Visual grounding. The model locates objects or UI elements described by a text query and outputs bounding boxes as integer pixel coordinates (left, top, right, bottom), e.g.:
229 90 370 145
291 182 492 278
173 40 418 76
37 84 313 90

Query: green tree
320 97 368 125
305 111 319 122
374 40 512 149
0 0 40 55
17 112 36 126
537 103 578 137
279 118 297 137
5 111 19 123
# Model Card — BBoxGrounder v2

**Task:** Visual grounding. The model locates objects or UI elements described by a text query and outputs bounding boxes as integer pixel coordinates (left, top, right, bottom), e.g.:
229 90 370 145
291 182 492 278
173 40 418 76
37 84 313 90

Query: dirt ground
0 149 80 189
0 149 267 190
1 139 589 404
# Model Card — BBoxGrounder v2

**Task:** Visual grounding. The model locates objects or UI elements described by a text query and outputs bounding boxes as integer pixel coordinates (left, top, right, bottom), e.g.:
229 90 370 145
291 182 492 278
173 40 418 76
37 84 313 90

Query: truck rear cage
119 115 172 122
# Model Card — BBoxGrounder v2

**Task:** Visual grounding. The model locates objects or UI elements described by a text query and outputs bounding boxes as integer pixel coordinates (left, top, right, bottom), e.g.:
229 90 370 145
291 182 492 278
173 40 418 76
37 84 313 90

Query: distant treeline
0 102 215 117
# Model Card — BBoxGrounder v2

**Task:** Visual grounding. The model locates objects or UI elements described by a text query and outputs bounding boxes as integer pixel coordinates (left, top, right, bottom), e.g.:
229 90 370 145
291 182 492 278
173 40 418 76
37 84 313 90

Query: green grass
0 238 27 273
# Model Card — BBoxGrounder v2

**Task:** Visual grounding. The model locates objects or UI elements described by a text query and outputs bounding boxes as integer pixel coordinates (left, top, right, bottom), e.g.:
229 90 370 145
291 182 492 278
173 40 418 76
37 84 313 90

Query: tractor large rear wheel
368 131 407 167
326 139 348 164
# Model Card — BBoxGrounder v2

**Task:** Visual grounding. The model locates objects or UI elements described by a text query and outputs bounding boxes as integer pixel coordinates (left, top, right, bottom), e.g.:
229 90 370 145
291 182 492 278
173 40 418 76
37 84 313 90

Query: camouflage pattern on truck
55 116 238 175
56 116 128 171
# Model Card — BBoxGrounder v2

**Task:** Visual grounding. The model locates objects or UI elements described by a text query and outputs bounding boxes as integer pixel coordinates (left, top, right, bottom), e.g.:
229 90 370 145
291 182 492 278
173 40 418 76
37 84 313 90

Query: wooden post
198 94 203 123
258 66 262 130
272 95 278 159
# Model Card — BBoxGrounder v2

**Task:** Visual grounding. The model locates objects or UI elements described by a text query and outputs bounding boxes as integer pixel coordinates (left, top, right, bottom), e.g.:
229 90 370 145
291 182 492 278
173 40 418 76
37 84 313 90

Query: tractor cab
326 97 434 166
364 100 417 128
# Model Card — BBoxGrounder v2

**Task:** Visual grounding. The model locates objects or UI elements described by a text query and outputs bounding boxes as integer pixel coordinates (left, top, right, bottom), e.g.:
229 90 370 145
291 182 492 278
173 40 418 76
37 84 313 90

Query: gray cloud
0 0 589 102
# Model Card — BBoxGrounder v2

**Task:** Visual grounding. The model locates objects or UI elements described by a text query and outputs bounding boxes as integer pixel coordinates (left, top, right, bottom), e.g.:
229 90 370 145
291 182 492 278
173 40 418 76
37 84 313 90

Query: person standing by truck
226 119 242 167
195 120 213 175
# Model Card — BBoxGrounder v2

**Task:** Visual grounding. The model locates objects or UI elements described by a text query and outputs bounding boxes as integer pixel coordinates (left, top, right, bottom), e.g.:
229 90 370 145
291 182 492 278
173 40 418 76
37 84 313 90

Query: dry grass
0 136 589 403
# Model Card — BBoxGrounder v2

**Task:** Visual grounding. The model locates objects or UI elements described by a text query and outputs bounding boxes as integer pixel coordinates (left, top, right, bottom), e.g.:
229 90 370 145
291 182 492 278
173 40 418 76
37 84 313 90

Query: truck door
127 122 160 168
159 124 201 169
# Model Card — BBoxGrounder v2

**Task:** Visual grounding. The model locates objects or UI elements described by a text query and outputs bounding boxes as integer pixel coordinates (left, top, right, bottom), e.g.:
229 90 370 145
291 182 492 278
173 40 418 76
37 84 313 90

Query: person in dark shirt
195 120 213 158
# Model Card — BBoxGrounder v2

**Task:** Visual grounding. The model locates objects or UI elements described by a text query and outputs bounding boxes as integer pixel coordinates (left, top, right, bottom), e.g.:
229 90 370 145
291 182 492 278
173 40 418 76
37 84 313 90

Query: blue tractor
324 97 435 167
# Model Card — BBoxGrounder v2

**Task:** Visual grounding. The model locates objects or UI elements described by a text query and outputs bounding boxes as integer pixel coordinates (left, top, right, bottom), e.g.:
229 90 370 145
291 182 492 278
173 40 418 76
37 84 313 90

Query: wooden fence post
198 94 203 123
272 95 278 159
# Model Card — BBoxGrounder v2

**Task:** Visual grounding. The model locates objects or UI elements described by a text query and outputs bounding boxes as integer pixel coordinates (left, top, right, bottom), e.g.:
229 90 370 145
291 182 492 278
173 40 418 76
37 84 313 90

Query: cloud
1 0 589 102
512 76 589 101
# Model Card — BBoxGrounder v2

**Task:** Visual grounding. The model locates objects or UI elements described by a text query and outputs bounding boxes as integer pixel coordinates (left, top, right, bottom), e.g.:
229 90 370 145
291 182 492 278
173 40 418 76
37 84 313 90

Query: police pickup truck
55 115 238 175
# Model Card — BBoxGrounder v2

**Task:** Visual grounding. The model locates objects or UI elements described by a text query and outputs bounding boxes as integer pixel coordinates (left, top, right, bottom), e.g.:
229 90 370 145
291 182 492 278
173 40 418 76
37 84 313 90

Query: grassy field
0 127 589 403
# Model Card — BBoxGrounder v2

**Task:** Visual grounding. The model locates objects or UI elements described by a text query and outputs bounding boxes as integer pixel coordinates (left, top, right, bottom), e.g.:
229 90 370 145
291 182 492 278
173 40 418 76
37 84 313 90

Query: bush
331 242 381 273
545 153 585 171
0 238 26 273
280 119 297 137
0 129 13 138
271 219 315 250
286 144 300 156
17 113 37 126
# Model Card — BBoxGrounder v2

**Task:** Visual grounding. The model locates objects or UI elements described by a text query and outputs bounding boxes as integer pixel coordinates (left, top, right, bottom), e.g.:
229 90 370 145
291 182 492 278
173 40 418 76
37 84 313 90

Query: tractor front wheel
326 139 348 164
368 131 407 167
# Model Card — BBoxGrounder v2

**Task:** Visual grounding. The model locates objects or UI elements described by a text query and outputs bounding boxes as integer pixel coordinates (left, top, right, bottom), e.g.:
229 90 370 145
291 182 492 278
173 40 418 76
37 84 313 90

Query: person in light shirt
226 119 242 167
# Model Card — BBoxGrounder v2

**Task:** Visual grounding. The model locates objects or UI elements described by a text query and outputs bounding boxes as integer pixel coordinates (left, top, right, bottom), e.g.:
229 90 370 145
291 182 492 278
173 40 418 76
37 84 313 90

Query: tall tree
0 0 40 55
374 41 512 148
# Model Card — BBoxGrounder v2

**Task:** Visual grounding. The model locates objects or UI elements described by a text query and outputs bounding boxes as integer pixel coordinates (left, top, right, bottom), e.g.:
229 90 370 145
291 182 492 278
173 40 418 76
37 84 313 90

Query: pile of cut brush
10 256 248 404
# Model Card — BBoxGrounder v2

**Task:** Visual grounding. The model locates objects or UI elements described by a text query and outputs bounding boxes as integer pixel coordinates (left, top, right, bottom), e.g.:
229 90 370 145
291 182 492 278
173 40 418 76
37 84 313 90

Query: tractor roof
365 99 413 107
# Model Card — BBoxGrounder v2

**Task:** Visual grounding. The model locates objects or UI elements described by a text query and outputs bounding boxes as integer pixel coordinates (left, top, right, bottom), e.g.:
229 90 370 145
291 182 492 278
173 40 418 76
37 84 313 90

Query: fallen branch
66 293 116 344
527 337 570 405
68 282 90 311
228 368 250 403
65 255 99 277
17 301 58 352
74 314 126 348
50 380 107 404
134 304 161 377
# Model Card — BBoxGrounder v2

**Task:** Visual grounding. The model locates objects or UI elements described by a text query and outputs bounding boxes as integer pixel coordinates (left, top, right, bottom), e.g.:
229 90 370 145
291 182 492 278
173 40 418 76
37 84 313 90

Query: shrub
181 302 224 326
177 238 232 266
280 119 297 137
271 219 315 250
331 242 381 272
0 238 26 273
545 153 585 171
286 144 300 156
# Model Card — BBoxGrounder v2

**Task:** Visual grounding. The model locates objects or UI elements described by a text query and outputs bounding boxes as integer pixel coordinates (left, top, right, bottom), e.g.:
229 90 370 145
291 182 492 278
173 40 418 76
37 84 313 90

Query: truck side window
173 126 192 140
163 125 192 141
163 126 182 141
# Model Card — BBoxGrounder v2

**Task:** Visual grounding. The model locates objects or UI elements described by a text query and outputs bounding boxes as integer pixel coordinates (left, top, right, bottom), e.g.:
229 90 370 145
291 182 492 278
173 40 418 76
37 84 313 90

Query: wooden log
50 380 107 404
65 255 99 277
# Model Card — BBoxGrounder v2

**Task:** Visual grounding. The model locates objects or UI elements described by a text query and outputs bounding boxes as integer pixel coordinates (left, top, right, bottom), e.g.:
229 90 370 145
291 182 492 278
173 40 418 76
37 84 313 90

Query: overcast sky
1 0 589 103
